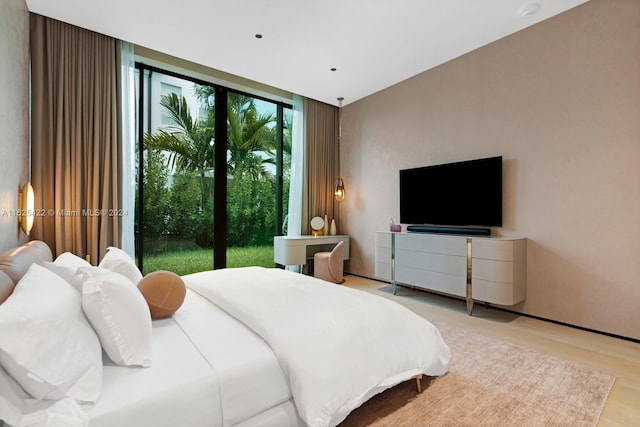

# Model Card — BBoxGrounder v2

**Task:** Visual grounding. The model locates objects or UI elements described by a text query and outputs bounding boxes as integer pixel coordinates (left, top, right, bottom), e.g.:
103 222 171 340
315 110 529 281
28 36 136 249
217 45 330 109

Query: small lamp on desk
310 216 324 237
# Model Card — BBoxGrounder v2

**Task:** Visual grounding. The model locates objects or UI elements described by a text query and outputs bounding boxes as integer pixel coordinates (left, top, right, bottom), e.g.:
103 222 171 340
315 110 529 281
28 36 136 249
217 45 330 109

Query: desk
274 235 350 266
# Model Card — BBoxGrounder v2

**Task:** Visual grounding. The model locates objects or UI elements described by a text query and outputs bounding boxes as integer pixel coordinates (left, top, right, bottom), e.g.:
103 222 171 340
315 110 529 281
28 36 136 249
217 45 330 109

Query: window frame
134 62 292 272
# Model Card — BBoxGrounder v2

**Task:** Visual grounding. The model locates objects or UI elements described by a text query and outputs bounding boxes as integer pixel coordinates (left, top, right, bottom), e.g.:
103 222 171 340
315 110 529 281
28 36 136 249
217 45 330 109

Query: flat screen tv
399 156 502 227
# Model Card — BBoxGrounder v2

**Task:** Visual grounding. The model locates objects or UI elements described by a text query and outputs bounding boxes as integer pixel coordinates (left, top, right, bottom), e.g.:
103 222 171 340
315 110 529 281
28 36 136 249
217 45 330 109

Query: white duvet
184 267 451 427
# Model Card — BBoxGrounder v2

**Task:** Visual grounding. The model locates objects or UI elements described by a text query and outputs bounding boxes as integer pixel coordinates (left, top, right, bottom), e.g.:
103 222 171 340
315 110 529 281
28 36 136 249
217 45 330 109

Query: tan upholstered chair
313 241 344 284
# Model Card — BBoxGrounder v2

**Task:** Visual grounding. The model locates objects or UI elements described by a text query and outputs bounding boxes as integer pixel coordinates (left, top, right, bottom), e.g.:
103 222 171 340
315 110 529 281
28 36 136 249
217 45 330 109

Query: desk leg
283 265 303 273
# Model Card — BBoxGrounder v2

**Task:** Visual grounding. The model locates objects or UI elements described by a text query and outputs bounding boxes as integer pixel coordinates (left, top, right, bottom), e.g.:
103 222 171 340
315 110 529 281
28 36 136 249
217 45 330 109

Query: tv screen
399 156 502 227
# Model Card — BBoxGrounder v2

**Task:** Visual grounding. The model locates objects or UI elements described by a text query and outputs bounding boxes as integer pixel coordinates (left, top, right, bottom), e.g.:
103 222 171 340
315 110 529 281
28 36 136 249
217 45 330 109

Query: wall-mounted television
399 156 502 228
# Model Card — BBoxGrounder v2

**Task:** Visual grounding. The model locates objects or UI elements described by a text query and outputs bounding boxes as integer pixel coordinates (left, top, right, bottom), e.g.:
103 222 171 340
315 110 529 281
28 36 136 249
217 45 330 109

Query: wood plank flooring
342 274 640 427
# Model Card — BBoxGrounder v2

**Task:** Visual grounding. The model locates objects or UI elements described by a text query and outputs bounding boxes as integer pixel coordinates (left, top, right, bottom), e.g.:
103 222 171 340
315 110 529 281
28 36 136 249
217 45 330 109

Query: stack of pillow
0 246 183 426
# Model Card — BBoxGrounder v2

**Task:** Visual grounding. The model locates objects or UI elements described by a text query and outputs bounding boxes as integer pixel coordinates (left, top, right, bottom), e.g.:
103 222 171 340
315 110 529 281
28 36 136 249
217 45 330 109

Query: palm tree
143 92 214 206
145 89 281 247
193 86 278 178
226 93 276 179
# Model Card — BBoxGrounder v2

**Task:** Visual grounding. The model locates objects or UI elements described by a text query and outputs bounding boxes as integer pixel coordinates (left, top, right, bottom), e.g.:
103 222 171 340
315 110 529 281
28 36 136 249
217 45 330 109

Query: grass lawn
142 245 274 276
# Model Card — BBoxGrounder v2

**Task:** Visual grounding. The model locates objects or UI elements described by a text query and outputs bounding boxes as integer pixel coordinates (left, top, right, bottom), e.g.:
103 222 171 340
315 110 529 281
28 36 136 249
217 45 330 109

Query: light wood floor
342 274 640 427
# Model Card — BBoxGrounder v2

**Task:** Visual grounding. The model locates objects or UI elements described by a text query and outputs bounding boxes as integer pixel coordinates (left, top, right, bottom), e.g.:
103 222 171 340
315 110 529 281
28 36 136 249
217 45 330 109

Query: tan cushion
0 240 53 285
137 270 186 319
0 271 14 304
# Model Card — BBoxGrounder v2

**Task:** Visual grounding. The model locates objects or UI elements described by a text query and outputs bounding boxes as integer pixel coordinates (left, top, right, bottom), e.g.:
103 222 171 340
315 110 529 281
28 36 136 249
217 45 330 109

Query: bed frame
0 240 52 304
0 240 425 393
0 239 426 425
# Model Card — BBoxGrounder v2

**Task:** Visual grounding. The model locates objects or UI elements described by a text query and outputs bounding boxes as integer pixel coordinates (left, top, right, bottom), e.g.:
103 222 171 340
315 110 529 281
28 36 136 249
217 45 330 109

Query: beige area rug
340 321 615 427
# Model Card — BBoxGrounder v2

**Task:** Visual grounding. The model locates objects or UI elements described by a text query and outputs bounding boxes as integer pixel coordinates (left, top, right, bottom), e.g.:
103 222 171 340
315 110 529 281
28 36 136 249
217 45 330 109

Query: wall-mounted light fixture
334 178 345 202
18 182 35 235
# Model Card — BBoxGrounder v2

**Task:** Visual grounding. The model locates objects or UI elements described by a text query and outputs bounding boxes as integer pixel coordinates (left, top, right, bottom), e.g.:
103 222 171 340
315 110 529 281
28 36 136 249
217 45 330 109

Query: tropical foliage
141 87 291 255
143 92 214 207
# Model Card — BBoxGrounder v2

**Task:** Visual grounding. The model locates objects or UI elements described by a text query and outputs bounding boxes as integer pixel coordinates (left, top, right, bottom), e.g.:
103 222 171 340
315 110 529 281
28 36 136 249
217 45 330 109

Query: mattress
85 289 295 427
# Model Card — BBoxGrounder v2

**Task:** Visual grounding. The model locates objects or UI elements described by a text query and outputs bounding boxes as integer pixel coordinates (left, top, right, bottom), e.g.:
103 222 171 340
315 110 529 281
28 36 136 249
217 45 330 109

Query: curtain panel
287 94 306 237
305 98 340 235
120 41 136 258
30 13 122 262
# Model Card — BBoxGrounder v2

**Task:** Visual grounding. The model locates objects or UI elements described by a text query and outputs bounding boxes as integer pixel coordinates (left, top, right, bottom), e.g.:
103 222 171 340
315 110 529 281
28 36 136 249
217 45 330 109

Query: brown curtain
30 13 121 263
305 98 340 235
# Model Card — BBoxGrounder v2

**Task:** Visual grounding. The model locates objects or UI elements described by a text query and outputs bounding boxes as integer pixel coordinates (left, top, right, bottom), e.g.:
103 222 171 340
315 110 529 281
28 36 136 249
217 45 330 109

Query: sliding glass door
225 94 292 267
135 68 215 275
134 64 292 274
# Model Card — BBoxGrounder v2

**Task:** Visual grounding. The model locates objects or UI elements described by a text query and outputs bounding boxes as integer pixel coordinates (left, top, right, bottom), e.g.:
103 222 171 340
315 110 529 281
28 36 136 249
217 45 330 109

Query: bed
0 240 451 427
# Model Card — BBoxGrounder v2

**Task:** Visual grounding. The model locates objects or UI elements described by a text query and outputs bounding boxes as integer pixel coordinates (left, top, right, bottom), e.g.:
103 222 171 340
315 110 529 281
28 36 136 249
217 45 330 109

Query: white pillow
98 247 142 285
45 252 92 293
40 261 84 293
54 252 92 271
0 366 89 427
78 267 152 367
0 264 102 403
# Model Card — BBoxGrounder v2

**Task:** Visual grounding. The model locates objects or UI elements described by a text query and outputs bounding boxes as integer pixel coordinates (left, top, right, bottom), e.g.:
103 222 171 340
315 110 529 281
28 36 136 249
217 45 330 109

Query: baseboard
347 273 639 344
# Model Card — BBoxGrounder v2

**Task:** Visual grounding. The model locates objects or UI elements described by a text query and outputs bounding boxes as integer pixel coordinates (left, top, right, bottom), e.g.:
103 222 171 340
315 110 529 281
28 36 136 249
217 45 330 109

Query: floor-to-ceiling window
134 64 291 275
225 93 292 267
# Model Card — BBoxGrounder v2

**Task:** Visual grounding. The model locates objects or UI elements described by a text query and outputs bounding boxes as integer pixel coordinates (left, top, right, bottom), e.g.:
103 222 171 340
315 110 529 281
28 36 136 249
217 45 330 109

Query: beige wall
0 0 29 251
339 0 640 340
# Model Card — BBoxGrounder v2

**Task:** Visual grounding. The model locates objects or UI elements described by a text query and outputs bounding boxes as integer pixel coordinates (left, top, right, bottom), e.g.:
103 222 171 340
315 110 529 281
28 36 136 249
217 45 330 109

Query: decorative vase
330 219 337 236
323 214 329 235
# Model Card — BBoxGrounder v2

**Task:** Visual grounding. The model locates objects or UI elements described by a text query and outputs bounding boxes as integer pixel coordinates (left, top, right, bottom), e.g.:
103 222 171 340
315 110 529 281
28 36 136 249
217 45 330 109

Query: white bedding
86 289 296 427
172 289 295 426
85 307 221 427
1 289 298 427
185 267 451 427
2 267 450 427
1 307 221 427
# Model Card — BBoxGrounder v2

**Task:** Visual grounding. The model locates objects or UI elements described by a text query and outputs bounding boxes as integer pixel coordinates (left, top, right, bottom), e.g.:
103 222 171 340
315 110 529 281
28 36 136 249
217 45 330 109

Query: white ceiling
26 0 588 107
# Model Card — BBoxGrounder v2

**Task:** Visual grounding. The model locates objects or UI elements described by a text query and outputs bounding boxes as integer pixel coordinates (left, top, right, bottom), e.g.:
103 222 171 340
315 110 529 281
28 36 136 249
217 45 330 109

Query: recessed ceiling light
255 34 263 39
330 67 337 72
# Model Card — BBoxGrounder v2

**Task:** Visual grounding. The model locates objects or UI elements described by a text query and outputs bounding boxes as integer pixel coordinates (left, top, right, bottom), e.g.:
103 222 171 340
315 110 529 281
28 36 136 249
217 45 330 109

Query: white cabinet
471 238 526 306
374 231 526 314
394 233 467 298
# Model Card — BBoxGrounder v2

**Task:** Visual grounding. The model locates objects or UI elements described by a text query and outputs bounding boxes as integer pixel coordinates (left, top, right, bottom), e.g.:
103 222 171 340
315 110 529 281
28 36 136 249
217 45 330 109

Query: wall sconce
18 182 35 235
334 178 345 202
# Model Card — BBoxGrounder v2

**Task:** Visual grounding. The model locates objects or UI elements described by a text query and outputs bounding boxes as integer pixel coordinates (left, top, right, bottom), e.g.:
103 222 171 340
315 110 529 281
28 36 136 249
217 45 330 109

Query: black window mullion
136 68 145 272
213 87 228 269
275 105 284 236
